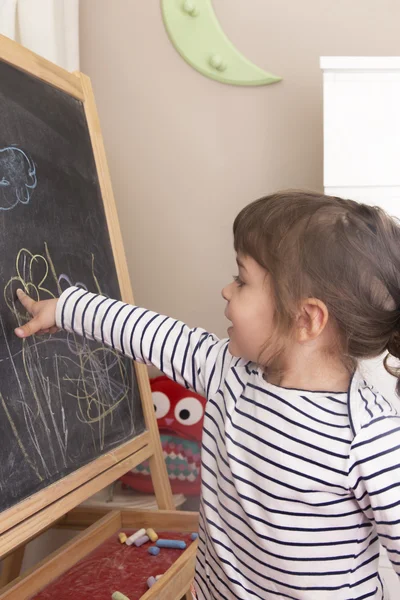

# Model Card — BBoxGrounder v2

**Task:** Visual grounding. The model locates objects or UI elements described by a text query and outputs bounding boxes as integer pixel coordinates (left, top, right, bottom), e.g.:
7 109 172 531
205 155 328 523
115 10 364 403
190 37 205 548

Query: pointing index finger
16 289 35 313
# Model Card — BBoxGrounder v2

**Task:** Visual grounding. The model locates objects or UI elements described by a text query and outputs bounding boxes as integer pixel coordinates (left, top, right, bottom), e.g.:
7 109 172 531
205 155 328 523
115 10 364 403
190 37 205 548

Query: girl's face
222 254 276 363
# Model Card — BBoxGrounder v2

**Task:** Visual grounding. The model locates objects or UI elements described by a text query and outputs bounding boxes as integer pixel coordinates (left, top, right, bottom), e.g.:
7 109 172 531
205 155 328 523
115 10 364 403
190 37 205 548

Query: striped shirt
57 287 400 600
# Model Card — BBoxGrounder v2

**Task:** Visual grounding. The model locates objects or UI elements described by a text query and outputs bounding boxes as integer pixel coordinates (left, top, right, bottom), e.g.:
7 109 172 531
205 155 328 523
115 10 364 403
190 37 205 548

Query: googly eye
152 391 170 419
174 397 204 426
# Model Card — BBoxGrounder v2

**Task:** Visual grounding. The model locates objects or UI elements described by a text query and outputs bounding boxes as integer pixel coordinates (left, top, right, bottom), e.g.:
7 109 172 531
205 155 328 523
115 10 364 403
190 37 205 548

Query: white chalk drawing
0 146 37 211
0 245 139 488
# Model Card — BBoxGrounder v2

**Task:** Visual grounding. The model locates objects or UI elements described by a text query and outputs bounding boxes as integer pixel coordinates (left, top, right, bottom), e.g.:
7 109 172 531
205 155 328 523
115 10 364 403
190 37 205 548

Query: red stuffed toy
120 376 206 495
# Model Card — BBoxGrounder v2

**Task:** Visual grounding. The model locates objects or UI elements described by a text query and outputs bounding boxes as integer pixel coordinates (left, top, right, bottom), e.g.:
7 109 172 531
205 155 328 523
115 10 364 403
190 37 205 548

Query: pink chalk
134 535 149 547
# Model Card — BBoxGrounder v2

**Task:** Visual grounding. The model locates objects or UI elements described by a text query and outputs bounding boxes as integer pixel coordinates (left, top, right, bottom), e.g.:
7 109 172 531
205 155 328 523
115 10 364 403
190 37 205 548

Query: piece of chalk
156 539 187 550
155 574 163 581
146 527 158 542
118 533 127 544
191 532 198 540
125 528 146 546
148 545 160 556
112 592 130 600
147 576 156 588
134 534 149 547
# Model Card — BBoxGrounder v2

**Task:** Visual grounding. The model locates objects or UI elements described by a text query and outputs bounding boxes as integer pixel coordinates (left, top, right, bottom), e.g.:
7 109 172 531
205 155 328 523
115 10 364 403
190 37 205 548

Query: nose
221 282 232 301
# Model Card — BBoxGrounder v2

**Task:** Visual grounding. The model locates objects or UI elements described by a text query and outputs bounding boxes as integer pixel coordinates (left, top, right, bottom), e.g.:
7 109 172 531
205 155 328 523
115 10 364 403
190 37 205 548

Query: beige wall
80 0 400 339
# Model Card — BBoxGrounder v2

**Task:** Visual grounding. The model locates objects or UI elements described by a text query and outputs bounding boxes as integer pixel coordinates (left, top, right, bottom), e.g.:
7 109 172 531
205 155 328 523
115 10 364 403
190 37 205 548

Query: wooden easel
0 34 196 599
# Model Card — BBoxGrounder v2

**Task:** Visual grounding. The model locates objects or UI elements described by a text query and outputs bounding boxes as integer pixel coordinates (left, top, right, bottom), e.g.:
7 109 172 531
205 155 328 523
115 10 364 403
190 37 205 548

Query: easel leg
0 545 25 587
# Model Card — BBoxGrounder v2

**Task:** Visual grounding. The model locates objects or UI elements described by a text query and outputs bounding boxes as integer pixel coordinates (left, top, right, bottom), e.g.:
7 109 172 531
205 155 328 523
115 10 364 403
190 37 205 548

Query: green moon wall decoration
161 0 282 86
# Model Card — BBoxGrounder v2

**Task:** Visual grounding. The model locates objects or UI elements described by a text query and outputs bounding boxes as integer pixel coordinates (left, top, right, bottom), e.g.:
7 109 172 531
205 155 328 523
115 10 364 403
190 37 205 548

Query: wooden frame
0 509 199 599
0 31 175 561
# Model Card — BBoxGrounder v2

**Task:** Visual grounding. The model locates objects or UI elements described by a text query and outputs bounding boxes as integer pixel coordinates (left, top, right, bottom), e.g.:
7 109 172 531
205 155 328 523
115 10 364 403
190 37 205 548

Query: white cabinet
321 56 400 598
321 56 400 401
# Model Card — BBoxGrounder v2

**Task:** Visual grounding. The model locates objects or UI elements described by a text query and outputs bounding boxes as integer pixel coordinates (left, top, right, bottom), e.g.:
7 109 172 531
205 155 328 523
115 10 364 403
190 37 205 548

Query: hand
14 289 59 338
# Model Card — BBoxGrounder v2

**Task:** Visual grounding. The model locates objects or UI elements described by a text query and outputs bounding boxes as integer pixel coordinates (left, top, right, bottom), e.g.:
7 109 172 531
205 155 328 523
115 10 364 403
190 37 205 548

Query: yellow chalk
112 592 130 600
118 532 127 544
146 528 158 542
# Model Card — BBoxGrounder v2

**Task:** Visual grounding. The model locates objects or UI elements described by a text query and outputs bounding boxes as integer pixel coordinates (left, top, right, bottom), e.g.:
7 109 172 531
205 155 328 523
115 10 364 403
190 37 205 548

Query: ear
296 298 329 343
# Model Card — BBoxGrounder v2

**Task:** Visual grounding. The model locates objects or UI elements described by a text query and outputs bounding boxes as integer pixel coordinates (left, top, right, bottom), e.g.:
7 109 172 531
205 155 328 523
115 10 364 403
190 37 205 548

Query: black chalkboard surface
0 59 145 512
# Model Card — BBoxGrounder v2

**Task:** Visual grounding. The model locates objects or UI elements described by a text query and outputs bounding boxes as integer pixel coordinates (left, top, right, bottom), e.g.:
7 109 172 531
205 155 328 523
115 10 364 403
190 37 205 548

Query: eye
233 275 244 287
152 391 170 419
174 397 204 426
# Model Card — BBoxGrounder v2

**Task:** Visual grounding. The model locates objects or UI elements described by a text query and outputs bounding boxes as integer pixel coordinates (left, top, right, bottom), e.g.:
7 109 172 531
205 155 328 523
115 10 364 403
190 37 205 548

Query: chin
228 341 258 363
228 340 243 358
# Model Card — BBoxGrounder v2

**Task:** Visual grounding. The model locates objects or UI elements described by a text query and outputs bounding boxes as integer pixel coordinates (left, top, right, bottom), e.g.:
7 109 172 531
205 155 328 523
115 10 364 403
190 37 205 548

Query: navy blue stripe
181 327 197 388
352 462 400 492
206 360 217 398
327 394 348 406
159 319 178 372
202 458 363 521
348 590 378 600
108 303 126 349
228 416 348 477
193 570 216 600
196 552 242 600
225 379 238 404
100 299 119 344
231 366 246 392
349 441 400 475
241 392 351 445
360 390 374 419
139 312 159 361
352 420 400 450
217 343 229 390
70 290 90 332
205 520 378 578
380 393 394 412
202 432 352 511
371 389 384 414
191 332 209 391
202 461 371 551
60 287 82 330
300 394 348 417
379 532 400 540
201 512 376 592
200 526 299 598
203 469 367 534
128 309 149 360
234 404 349 459
119 306 139 354
247 383 351 430
202 492 376 564
206 340 218 360
90 297 108 339
348 380 356 437
361 414 400 431
169 323 185 381
149 315 169 362
203 418 351 506
80 294 97 339
222 402 349 482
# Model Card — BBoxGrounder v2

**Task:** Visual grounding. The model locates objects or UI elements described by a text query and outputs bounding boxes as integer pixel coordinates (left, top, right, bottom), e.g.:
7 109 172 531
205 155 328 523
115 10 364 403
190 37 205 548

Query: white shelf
320 56 400 70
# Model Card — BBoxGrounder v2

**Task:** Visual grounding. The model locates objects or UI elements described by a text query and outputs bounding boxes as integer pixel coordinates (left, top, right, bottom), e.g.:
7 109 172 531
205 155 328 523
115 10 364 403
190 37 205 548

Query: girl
15 191 400 599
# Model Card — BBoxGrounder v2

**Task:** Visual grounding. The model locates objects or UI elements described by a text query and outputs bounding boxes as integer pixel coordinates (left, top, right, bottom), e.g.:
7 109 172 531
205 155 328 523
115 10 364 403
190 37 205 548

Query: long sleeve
55 286 226 397
348 415 400 576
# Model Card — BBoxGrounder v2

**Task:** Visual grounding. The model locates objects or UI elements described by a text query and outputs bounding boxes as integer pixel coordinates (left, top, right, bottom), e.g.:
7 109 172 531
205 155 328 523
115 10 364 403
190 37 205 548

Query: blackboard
0 59 145 512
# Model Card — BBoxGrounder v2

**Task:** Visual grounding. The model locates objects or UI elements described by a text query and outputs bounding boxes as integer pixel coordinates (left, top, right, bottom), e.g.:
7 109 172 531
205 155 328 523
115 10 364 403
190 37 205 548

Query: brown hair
233 190 400 392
